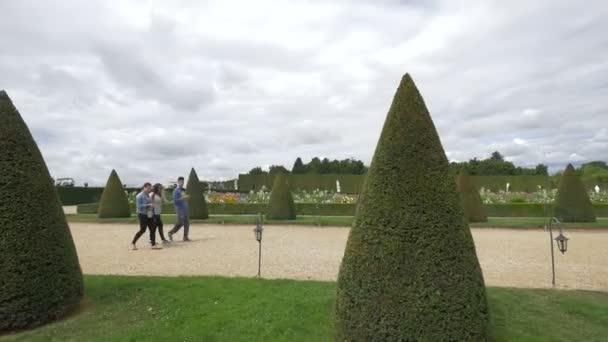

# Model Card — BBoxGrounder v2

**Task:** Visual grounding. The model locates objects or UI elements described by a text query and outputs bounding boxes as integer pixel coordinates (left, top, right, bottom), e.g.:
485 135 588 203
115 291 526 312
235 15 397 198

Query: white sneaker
151 244 163 250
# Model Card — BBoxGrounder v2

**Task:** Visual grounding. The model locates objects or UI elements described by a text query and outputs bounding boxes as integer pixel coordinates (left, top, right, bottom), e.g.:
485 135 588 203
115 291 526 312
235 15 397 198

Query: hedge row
76 202 608 217
237 174 552 193
57 187 140 205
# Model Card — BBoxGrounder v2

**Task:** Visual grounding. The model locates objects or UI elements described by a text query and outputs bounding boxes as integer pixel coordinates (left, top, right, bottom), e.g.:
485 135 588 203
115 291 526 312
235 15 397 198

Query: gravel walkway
70 223 608 291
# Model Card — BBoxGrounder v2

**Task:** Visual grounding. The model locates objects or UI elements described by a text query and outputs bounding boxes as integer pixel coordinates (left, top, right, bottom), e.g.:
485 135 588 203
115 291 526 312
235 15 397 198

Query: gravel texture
70 223 608 291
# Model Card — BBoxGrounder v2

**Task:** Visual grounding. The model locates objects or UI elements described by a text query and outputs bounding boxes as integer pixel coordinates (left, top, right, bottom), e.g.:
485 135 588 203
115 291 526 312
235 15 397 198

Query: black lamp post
546 217 569 287
253 213 264 277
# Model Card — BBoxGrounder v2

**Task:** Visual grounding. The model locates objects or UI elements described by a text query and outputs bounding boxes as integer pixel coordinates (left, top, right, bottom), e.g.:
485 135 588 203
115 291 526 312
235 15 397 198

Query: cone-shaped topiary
266 173 297 220
0 90 83 332
98 169 131 218
335 74 490 341
457 169 488 222
187 168 209 219
554 164 595 222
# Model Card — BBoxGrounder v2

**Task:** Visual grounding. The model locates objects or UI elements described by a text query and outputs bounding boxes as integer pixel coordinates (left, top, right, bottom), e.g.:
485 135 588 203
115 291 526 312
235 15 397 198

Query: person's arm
136 194 143 212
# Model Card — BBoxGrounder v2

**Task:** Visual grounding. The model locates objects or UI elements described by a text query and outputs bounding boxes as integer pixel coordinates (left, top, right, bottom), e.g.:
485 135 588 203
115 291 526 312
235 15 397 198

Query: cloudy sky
2 0 607 186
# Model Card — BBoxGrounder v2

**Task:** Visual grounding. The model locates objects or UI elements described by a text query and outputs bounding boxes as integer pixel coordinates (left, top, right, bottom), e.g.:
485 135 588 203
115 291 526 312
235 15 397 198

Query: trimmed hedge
554 164 596 222
187 168 209 219
335 74 489 340
266 173 296 220
0 90 83 332
457 169 488 222
57 186 140 205
98 170 131 218
78 201 608 218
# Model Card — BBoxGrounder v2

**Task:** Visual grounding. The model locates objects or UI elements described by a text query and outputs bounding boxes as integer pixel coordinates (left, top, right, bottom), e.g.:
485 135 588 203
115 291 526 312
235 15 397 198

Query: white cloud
1 0 608 185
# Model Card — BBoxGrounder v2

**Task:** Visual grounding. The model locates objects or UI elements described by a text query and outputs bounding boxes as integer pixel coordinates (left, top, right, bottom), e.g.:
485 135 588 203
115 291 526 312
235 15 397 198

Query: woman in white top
150 183 169 243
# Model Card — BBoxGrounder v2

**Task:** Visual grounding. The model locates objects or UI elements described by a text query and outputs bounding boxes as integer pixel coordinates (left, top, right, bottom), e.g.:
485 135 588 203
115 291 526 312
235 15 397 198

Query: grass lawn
66 214 608 229
3 276 608 341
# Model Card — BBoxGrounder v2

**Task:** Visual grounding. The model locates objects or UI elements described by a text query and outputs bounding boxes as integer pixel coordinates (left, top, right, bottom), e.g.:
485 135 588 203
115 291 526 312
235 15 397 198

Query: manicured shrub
457 169 488 222
98 170 131 218
0 90 83 332
335 74 490 340
266 173 297 220
554 164 596 222
187 168 209 219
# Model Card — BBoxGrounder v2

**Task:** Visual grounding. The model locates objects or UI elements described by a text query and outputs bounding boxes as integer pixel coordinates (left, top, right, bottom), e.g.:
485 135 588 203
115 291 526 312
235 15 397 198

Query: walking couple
131 176 191 250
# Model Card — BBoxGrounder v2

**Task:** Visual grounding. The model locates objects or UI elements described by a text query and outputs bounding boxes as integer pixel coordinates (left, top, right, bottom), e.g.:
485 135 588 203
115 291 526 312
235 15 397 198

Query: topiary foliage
187 168 209 219
98 169 131 218
0 90 84 332
266 173 297 220
335 74 490 341
554 164 596 222
457 169 488 222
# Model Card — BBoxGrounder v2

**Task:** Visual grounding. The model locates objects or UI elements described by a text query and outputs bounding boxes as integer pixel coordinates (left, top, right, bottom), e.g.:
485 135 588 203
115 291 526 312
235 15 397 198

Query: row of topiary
458 165 597 223
95 169 296 220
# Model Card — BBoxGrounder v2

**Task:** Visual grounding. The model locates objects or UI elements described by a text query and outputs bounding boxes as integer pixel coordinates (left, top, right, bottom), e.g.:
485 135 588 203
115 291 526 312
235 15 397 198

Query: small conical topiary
457 169 488 222
335 74 490 340
0 90 83 332
554 164 595 222
266 173 296 220
98 169 131 218
187 168 209 219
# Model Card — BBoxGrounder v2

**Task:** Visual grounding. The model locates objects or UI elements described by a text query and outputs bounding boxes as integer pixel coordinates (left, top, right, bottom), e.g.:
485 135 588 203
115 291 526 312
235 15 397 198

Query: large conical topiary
187 168 209 219
554 164 595 222
266 173 296 220
98 169 131 218
335 74 490 340
457 169 488 222
0 90 83 332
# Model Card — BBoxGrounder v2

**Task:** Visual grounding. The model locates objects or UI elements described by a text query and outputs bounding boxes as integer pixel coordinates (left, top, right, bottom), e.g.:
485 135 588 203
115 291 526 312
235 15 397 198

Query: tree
248 167 267 175
268 165 289 174
266 173 296 220
490 151 504 161
335 74 489 340
554 164 595 222
98 169 131 218
292 157 306 174
186 168 209 219
534 163 548 176
456 169 488 222
0 90 83 332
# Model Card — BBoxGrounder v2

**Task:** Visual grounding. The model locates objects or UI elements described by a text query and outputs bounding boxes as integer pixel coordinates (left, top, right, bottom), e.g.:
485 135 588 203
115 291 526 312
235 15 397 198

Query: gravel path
70 223 608 291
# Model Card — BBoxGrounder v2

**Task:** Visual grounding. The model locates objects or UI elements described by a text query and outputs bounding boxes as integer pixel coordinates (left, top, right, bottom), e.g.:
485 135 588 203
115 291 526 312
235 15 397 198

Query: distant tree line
247 157 368 175
245 152 608 178
449 151 548 176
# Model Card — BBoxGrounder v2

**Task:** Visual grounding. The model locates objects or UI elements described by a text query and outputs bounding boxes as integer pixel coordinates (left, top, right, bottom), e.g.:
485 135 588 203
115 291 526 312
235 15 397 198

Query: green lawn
3 276 608 341
66 214 608 229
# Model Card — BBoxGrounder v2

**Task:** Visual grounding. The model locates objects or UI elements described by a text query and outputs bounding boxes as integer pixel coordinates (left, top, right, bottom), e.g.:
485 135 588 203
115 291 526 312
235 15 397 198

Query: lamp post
253 213 264 277
546 217 569 287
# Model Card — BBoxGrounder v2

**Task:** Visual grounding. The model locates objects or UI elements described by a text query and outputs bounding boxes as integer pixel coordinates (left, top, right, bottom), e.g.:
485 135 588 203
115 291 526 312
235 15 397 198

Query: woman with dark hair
150 183 169 244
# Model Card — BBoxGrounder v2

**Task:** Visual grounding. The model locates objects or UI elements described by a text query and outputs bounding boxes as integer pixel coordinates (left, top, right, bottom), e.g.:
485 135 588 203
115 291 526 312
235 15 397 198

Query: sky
2 0 607 186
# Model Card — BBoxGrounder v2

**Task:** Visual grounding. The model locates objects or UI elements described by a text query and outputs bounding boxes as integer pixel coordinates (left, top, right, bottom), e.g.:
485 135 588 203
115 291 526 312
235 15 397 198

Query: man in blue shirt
168 176 191 241
131 182 161 249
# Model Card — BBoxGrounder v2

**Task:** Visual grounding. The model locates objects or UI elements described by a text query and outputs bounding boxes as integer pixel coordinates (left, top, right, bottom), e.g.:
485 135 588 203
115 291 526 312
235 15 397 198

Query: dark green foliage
457 169 488 222
266 173 296 220
335 74 490 340
292 157 306 174
0 90 83 332
554 164 596 222
98 170 131 218
449 151 548 176
187 168 209 219
56 187 104 205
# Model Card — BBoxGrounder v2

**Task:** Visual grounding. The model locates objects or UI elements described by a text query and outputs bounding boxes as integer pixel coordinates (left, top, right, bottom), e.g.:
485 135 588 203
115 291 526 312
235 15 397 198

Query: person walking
168 176 191 242
131 182 161 250
150 183 169 244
